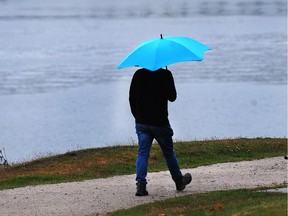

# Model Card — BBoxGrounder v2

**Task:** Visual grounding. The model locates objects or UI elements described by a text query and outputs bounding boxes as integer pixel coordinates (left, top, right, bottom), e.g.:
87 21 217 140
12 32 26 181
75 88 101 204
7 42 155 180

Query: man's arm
166 71 177 102
129 74 137 118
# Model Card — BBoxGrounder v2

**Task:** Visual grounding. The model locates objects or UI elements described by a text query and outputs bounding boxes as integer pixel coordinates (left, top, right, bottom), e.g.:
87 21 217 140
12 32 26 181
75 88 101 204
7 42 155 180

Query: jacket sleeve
166 71 177 102
129 74 137 118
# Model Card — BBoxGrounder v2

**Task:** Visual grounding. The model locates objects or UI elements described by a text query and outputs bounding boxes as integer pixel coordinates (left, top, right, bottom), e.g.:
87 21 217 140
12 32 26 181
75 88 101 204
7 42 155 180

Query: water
0 0 287 162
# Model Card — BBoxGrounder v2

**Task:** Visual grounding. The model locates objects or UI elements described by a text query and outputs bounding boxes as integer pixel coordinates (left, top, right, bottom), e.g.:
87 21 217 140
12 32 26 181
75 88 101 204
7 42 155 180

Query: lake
0 0 287 162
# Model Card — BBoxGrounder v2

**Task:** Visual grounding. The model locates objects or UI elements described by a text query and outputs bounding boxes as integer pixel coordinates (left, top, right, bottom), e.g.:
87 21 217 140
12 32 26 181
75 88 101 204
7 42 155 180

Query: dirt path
0 157 287 216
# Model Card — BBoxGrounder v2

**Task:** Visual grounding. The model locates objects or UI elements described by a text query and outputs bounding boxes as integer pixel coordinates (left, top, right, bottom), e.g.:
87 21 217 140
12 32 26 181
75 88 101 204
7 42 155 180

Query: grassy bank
0 138 286 190
107 188 287 216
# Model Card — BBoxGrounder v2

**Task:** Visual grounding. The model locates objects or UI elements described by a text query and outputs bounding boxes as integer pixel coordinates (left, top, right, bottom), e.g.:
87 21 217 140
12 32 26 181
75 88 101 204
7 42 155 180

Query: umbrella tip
160 34 163 39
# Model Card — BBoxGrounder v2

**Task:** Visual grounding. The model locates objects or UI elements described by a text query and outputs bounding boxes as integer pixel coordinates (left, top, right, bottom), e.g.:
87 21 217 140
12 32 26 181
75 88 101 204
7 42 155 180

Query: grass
0 138 287 190
106 188 288 216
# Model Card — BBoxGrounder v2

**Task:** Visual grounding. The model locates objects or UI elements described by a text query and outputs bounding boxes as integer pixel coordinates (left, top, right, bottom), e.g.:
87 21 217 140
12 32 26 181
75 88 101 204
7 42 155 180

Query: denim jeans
135 123 183 184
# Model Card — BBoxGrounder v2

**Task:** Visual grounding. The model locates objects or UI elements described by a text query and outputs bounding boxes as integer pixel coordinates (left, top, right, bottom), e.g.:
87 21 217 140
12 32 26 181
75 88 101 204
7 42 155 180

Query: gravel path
0 157 287 216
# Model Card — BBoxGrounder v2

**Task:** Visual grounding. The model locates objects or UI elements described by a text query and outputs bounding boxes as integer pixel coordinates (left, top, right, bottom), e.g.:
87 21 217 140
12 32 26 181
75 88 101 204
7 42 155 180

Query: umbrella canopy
117 34 211 71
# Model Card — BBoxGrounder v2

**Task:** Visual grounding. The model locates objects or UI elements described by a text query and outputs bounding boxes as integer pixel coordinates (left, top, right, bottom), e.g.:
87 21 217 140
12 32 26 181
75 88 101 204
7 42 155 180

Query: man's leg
154 125 192 190
135 124 153 196
153 125 183 182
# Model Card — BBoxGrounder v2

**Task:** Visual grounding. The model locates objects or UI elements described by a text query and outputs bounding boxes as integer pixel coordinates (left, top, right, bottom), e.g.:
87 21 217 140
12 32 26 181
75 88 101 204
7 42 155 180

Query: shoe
176 173 192 191
135 182 148 196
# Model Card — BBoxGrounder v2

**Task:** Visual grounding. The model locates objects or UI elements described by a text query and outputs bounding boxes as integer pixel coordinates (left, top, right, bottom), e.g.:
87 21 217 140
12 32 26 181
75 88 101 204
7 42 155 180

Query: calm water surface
0 0 287 162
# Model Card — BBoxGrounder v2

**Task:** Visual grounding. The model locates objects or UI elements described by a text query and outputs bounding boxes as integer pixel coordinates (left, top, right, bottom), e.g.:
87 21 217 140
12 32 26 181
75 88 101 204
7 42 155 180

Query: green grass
107 189 287 216
0 138 286 190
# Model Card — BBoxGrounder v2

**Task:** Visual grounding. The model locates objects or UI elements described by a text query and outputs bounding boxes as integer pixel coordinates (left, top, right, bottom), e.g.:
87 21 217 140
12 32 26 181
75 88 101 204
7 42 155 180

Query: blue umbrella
117 34 211 71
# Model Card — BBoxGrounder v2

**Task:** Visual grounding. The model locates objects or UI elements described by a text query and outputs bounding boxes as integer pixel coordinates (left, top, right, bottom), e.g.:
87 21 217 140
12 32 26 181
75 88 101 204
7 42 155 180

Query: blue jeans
135 123 183 184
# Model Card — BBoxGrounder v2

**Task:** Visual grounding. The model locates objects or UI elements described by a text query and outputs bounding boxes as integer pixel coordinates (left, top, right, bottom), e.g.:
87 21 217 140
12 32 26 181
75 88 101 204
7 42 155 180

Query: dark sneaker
135 182 148 196
176 173 192 191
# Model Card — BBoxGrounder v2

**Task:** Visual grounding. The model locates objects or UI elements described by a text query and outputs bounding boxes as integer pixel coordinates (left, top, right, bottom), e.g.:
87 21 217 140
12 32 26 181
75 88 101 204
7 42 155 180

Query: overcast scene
0 0 286 162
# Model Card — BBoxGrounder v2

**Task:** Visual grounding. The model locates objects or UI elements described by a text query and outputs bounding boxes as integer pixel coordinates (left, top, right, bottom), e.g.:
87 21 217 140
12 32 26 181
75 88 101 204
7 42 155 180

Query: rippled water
0 0 287 162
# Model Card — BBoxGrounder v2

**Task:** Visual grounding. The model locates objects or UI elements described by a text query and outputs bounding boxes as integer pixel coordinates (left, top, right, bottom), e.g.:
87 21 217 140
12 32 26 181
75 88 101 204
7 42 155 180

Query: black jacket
129 68 177 126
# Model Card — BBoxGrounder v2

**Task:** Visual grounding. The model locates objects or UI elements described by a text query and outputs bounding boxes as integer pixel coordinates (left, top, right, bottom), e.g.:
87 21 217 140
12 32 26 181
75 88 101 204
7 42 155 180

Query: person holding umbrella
118 34 210 196
129 67 192 196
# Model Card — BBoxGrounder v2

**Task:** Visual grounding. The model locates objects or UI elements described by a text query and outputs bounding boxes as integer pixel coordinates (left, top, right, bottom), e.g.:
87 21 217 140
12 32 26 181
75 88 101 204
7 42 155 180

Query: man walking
129 68 192 196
